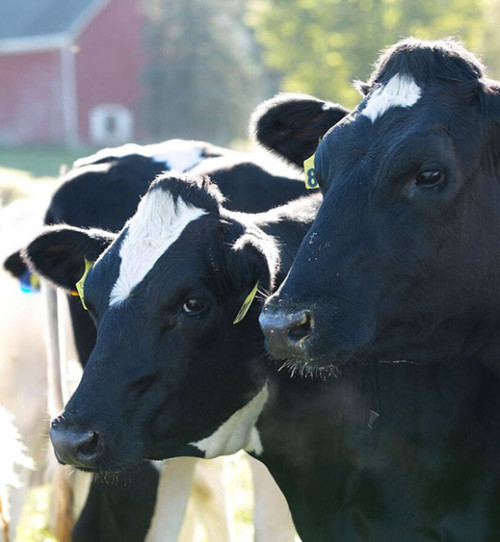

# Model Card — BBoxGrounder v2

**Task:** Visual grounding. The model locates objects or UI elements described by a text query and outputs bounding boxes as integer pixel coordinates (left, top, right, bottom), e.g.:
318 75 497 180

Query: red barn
0 0 145 147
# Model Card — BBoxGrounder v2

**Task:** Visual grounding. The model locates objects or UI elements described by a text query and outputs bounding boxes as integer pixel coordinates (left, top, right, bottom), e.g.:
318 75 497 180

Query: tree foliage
480 0 500 78
141 0 265 145
248 0 488 107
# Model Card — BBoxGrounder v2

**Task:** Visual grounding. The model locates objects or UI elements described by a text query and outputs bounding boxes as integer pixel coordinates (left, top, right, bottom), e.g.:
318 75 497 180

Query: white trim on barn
68 0 109 41
60 46 80 148
0 34 70 54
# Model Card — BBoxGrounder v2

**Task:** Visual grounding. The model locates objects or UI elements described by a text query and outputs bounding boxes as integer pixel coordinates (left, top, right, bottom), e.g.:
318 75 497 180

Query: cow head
258 38 500 370
25 173 277 471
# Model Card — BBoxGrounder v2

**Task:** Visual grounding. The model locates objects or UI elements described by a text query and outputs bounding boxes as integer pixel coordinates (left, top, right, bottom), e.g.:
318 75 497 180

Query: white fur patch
109 189 206 306
83 139 204 172
189 384 269 459
149 140 204 172
361 74 421 122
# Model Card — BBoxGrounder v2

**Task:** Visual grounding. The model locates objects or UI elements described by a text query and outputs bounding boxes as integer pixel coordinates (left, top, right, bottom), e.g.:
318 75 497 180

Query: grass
15 485 56 542
0 145 94 205
15 454 256 542
0 146 92 179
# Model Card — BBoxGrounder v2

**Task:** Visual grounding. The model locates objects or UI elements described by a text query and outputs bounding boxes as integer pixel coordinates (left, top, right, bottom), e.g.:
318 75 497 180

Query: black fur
24 171 500 541
250 92 349 167
16 139 314 542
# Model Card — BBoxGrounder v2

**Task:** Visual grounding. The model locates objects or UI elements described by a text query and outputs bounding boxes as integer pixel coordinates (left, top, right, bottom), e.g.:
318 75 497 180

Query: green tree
248 0 487 108
480 0 500 78
142 0 266 145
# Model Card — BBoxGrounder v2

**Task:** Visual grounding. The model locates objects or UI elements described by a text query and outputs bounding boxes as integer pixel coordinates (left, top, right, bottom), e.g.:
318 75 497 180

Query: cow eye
414 169 445 189
183 297 206 314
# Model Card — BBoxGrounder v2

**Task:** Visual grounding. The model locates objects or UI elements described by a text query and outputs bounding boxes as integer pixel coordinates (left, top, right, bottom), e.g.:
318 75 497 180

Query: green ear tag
233 281 259 324
75 258 93 311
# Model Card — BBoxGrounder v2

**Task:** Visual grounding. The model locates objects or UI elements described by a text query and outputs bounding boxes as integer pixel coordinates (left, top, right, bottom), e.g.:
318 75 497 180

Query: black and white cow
22 175 318 540
5 139 307 541
23 173 500 541
1 195 160 542
256 38 500 376
34 139 307 367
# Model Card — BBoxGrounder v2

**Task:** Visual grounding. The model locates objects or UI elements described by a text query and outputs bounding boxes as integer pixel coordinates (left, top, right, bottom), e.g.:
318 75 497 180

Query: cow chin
146 441 205 462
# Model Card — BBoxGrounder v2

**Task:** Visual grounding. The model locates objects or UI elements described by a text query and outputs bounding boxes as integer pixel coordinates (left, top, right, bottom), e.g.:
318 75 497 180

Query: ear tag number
303 137 322 190
303 152 318 189
75 258 94 311
233 281 259 324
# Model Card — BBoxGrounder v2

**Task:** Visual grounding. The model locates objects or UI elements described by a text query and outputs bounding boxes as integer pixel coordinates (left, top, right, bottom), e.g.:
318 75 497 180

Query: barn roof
0 0 107 53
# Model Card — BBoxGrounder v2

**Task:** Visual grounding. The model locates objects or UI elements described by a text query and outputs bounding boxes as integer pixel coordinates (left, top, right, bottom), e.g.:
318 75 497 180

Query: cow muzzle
259 303 314 362
50 417 101 470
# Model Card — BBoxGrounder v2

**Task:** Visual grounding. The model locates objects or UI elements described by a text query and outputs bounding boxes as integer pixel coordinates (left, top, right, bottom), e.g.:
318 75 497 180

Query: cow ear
24 226 115 292
250 92 349 167
3 250 27 279
353 79 371 96
232 230 280 296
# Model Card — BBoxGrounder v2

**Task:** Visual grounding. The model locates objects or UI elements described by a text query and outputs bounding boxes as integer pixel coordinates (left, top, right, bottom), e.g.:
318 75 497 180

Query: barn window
104 114 117 134
89 104 133 145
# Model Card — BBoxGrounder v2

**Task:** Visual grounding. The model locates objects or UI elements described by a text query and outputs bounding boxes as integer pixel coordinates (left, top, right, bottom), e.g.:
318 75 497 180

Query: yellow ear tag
29 272 40 291
303 138 322 190
75 258 94 311
233 281 259 324
303 152 318 189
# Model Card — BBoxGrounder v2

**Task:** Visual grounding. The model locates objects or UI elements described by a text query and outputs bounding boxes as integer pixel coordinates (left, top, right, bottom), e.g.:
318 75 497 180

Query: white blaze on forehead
189 384 269 459
361 74 421 122
109 189 206 306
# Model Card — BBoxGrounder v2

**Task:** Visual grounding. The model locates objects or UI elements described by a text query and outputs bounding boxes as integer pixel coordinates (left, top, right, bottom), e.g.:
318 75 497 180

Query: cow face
25 173 275 472
258 38 500 370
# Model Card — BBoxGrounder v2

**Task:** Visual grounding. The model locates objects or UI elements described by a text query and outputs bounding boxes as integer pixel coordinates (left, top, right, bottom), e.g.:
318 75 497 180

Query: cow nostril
77 431 100 457
260 307 314 360
287 311 313 343
50 424 101 467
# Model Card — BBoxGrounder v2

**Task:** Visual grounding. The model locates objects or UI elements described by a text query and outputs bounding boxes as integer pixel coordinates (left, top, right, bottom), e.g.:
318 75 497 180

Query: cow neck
257 359 382 463
451 311 500 372
254 355 500 541
252 362 381 539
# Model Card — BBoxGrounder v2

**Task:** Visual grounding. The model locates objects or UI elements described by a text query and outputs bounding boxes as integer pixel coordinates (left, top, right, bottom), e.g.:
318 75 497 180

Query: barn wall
75 0 145 144
0 50 64 145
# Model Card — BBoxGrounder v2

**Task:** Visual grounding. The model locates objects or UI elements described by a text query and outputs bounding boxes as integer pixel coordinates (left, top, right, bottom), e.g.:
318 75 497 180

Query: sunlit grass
0 167 56 206
15 454 256 542
225 452 255 541
15 485 56 542
0 145 91 205
0 147 90 179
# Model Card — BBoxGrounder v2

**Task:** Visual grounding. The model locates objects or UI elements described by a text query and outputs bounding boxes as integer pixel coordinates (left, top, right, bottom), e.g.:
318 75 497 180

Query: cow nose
259 307 313 360
50 419 100 469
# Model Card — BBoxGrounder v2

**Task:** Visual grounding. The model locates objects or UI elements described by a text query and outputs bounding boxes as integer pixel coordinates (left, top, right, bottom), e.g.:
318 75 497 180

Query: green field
14 453 257 542
0 146 90 179
0 146 98 205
